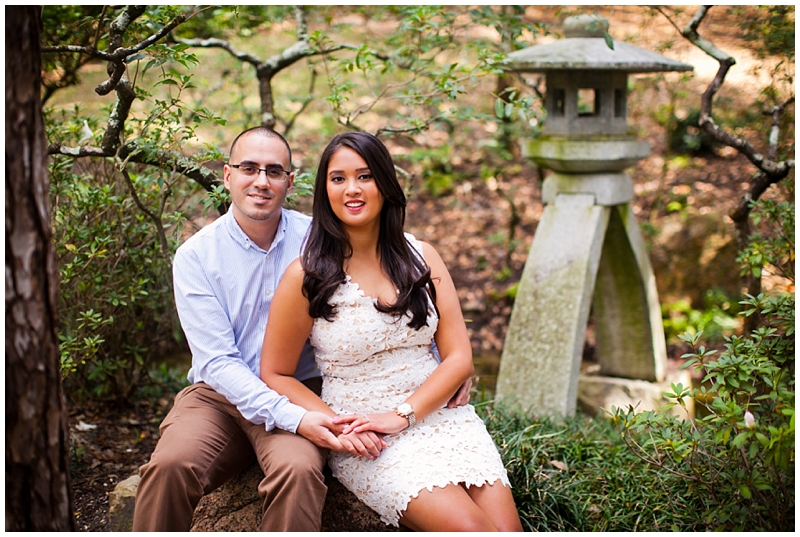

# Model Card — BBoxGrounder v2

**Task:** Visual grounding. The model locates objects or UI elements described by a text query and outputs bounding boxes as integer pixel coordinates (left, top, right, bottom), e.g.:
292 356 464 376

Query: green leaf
495 98 505 119
603 31 614 50
738 484 752 499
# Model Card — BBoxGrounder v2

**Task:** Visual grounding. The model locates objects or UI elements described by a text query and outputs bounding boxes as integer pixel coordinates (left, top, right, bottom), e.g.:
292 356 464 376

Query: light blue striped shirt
173 208 317 433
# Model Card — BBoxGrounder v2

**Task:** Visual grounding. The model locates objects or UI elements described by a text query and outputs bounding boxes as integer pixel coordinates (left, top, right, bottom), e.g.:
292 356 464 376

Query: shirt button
266 290 272 297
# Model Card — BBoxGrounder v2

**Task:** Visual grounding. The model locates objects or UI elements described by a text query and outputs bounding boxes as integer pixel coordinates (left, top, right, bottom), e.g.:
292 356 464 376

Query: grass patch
476 399 707 531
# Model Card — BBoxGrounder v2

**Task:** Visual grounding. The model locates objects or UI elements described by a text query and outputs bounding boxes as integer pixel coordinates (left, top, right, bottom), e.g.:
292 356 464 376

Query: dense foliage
611 194 795 531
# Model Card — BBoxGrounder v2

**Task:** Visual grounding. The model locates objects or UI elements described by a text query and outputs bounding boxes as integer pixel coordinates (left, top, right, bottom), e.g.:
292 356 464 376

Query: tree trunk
5 6 76 531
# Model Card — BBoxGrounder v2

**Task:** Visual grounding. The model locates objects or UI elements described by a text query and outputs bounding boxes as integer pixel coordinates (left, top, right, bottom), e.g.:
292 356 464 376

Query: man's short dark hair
229 126 292 168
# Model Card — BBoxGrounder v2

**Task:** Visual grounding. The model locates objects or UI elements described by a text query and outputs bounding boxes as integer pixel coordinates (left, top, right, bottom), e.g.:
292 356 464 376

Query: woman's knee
450 513 498 532
400 485 499 532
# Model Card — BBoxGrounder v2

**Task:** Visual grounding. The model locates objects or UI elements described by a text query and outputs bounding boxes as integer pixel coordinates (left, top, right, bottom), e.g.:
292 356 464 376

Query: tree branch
116 142 221 193
283 66 318 136
100 76 135 152
47 144 108 158
170 36 263 65
664 6 795 202
95 6 147 96
118 167 172 262
48 141 222 199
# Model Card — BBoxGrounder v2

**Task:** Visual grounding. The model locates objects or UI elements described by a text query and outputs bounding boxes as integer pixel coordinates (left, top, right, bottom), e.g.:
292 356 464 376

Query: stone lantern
496 15 694 417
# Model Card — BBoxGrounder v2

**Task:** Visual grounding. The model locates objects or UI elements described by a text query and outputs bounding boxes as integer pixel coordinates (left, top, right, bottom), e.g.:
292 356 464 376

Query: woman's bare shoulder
277 257 306 291
420 241 446 269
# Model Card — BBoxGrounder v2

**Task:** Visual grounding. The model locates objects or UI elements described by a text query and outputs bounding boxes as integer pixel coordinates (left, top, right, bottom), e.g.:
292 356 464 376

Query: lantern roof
507 15 694 74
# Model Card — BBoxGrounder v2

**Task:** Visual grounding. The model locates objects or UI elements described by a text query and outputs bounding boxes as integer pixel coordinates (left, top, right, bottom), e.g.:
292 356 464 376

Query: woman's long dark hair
302 131 437 330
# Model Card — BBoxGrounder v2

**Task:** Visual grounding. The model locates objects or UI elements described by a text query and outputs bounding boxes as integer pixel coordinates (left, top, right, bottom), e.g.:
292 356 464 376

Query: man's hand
447 376 473 408
296 411 346 451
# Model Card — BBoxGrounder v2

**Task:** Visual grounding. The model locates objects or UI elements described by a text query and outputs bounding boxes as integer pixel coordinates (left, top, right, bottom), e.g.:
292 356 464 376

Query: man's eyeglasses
229 164 291 182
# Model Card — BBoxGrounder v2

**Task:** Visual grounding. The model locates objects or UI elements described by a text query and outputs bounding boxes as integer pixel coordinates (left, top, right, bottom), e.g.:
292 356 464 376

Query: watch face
397 403 413 415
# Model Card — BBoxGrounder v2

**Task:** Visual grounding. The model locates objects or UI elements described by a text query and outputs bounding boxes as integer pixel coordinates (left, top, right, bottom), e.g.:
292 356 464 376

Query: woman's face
325 146 384 233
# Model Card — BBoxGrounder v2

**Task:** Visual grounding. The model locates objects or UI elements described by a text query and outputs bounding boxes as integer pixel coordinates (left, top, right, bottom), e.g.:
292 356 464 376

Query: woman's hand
337 429 387 458
335 412 409 436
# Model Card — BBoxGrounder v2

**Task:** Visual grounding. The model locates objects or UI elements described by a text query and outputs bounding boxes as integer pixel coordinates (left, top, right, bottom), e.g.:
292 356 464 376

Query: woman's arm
260 258 334 415
261 258 386 457
342 241 474 435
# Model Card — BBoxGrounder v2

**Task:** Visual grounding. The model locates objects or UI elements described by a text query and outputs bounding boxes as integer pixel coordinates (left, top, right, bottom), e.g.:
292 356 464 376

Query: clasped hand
296 410 387 458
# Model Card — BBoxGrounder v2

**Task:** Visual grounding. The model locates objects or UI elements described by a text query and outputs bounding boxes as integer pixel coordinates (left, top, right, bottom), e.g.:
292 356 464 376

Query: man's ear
222 164 232 190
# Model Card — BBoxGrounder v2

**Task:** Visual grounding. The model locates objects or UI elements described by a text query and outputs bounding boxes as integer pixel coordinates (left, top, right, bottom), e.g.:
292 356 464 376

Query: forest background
6 4 794 532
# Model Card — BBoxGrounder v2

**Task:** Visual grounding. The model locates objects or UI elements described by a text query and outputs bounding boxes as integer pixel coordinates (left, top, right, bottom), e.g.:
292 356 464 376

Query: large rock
108 464 408 532
577 366 695 419
108 474 140 532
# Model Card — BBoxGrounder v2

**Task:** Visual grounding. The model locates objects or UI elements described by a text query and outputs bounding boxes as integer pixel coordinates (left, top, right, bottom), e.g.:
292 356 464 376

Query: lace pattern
309 237 510 526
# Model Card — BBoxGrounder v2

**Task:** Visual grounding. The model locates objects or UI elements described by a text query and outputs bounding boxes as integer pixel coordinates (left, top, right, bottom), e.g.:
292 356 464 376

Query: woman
260 132 522 531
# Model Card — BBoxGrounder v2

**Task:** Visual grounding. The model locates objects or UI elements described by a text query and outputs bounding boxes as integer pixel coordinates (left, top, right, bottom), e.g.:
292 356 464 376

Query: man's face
223 133 294 226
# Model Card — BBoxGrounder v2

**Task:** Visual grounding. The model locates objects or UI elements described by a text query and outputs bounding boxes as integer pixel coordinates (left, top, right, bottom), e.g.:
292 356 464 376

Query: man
134 127 335 531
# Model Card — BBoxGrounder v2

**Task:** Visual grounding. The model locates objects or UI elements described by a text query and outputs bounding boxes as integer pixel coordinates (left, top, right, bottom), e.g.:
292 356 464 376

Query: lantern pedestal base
496 192 666 417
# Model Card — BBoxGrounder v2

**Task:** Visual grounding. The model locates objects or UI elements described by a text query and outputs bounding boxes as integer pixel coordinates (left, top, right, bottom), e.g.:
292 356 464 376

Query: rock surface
108 463 409 532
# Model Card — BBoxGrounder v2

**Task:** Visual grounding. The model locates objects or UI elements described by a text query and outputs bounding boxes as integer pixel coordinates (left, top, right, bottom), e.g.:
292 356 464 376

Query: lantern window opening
553 88 566 117
578 88 600 117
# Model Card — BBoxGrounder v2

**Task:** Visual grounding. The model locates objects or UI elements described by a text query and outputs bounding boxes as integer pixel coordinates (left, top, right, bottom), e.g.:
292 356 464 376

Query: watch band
395 403 416 428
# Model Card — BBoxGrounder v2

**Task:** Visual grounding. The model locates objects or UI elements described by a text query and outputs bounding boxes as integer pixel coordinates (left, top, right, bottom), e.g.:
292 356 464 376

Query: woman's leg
466 480 524 532
399 483 500 532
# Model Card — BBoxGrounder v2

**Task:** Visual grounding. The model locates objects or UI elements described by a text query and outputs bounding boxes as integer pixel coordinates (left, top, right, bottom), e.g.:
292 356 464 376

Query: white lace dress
309 240 511 527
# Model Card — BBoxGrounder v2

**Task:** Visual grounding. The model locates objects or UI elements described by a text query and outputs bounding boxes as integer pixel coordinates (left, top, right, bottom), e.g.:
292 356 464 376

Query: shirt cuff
272 402 308 434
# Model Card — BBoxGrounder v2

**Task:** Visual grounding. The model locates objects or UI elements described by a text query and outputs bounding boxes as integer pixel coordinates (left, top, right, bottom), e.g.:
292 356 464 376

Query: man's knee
262 429 326 467
139 447 204 493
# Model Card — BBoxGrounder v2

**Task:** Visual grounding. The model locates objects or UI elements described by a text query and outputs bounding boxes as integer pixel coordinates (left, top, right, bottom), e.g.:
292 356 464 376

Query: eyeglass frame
228 163 292 182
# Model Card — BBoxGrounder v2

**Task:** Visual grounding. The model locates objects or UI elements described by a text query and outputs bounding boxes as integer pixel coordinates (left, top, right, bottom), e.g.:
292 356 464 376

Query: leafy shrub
612 291 794 531
737 198 795 282
661 288 740 344
49 145 190 402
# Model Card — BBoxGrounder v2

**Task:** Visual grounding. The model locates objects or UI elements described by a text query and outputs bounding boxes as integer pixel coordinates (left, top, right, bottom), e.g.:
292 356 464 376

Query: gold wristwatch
395 402 416 428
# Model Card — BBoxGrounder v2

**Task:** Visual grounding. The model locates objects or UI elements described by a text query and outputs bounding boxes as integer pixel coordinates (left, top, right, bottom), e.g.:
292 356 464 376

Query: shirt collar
223 208 287 254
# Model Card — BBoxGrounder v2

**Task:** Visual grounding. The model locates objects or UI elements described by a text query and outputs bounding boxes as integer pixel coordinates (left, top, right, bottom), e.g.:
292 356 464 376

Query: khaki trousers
132 380 327 531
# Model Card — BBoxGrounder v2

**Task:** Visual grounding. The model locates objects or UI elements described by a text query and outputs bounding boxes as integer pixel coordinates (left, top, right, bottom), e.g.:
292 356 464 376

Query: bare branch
118 166 172 262
117 142 222 193
100 77 135 153
95 6 145 96
681 6 736 64
661 6 794 185
283 66 318 136
93 6 108 49
171 36 263 66
295 5 309 41
765 96 795 161
41 44 115 61
47 144 108 158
